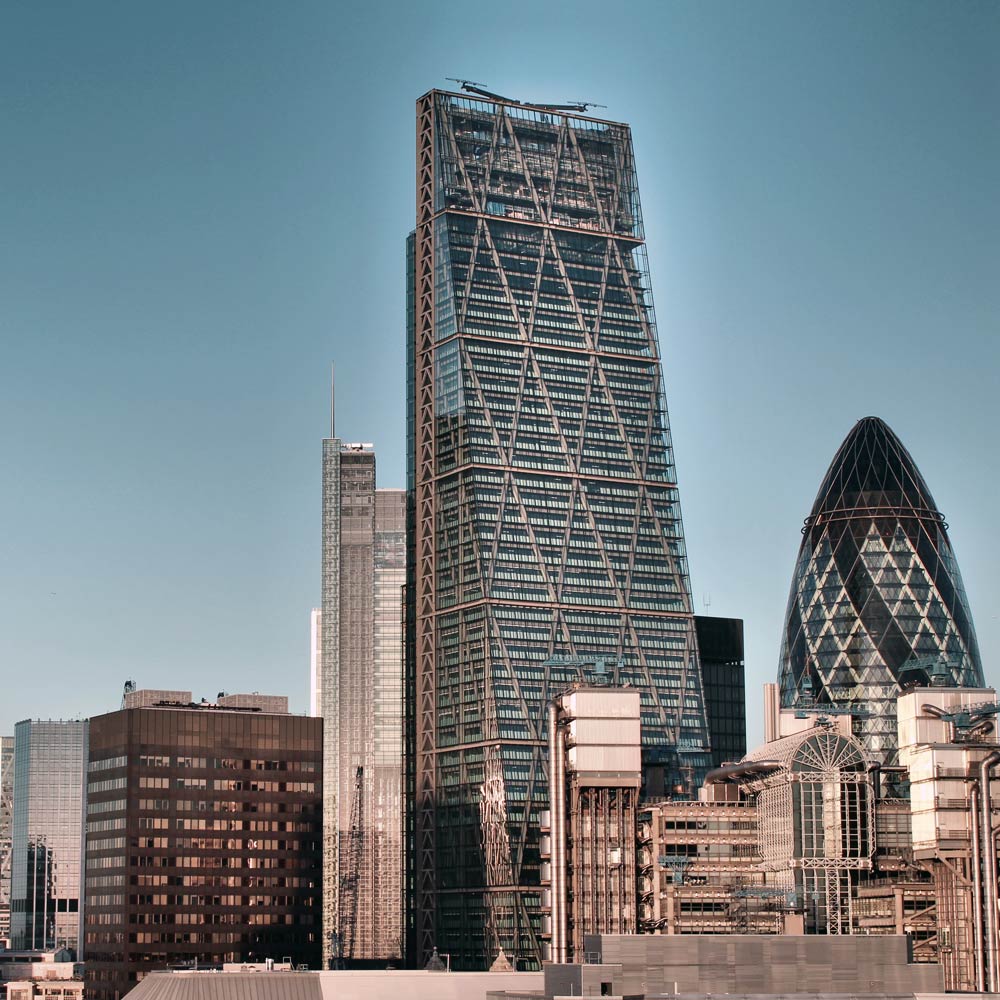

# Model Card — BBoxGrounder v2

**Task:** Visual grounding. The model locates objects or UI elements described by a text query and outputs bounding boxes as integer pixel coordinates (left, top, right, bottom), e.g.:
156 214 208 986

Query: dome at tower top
778 416 983 762
807 416 941 528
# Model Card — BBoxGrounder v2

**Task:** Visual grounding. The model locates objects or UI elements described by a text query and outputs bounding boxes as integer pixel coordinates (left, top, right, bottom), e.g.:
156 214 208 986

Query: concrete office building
83 691 322 1000
9 721 88 957
407 83 711 971
638 793 782 936
0 946 83 1000
541 685 642 962
321 399 406 968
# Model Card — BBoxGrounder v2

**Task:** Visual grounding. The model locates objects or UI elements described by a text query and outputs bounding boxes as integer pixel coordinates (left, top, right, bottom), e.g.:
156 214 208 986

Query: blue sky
2 0 997 743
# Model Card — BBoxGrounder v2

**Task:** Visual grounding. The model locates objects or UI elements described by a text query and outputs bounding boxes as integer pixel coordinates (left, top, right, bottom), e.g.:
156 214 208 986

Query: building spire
330 362 336 439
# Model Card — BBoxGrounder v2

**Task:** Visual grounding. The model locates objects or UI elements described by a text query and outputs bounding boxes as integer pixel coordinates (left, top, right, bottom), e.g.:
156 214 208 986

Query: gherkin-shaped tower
779 416 984 761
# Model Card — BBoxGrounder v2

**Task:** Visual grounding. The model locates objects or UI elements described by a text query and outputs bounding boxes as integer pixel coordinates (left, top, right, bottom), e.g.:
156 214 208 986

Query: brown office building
83 691 322 1000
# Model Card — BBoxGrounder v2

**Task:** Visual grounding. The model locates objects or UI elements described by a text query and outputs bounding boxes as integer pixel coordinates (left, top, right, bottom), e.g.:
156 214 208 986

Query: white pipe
979 750 1000 991
972 783 986 992
548 701 567 963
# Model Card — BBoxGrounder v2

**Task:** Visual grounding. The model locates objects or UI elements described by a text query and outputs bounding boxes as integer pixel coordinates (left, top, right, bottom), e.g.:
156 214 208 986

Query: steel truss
410 89 709 969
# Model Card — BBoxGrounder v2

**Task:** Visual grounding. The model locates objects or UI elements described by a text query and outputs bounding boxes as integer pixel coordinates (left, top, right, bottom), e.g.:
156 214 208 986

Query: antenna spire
330 363 336 439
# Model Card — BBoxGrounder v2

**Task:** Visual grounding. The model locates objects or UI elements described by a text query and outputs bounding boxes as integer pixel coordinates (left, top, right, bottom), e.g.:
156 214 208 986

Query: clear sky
2 0 997 744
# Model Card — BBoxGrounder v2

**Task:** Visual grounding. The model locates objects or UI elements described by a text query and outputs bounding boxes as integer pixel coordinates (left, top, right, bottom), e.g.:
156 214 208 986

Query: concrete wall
586 935 943 996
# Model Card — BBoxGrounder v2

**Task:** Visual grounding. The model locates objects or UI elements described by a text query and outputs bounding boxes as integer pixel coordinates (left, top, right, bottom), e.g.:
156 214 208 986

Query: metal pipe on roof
547 700 567 964
703 761 782 784
978 749 1000 991
972 783 986 992
921 703 949 719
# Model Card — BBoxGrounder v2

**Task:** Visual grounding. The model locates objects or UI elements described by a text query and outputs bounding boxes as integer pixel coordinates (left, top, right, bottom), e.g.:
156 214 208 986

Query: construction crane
339 765 364 963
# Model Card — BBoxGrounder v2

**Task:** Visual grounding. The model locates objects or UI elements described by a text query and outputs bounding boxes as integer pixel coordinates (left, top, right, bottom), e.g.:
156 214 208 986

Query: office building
637 794 781 936
83 692 322 1000
9 721 88 957
0 947 83 999
694 615 746 767
1 735 14 943
407 86 710 970
321 414 406 967
778 416 984 760
541 685 641 963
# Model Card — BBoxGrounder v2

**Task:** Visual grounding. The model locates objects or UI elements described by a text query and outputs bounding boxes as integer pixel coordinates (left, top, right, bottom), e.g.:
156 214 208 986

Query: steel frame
410 89 709 968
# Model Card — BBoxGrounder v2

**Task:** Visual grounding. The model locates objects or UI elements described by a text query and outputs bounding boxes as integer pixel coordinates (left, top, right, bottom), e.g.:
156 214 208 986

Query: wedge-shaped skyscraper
407 89 710 969
779 416 984 760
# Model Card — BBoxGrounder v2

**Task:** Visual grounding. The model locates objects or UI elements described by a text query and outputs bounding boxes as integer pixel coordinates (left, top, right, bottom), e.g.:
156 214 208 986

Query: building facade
541 686 641 963
1 734 14 943
321 427 406 967
83 693 322 1000
407 87 711 969
309 608 322 718
638 795 779 936
778 416 984 761
9 721 88 957
694 616 746 768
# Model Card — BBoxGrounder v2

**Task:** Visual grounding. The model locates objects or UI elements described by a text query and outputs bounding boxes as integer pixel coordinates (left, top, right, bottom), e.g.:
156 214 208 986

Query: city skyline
2 1 998 745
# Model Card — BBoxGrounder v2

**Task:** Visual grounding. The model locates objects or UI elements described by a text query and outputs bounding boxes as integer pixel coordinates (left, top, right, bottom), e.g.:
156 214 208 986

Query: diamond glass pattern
778 417 984 761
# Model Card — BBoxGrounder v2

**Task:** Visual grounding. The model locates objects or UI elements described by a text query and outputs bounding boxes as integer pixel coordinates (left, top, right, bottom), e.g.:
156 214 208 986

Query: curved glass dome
778 416 984 761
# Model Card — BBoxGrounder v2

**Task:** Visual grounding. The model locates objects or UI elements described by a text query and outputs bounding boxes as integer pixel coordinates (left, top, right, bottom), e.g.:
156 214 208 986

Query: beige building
321 421 406 966
540 685 642 963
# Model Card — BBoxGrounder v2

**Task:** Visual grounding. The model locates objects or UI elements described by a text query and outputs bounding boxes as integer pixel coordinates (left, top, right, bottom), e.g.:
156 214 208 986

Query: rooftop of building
124 968 543 1000
120 689 291 714
426 85 624 128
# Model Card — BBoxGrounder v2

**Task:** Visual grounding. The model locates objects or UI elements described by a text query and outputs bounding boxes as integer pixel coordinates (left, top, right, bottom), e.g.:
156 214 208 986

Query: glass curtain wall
408 90 710 969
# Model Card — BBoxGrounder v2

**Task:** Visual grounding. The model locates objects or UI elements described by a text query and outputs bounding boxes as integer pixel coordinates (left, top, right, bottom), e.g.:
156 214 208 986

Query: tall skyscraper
407 87 710 969
321 410 406 967
10 720 88 956
778 416 984 760
0 735 14 943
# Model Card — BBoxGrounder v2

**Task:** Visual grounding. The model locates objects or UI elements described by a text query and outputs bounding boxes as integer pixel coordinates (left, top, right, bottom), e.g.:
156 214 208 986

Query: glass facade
1 735 15 941
9 720 88 956
746 729 874 936
694 616 746 769
778 416 984 761
408 90 710 970
320 437 405 967
83 704 322 1000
